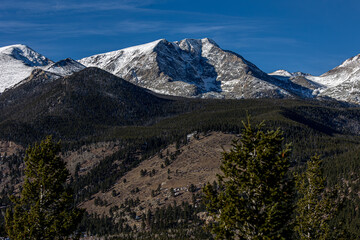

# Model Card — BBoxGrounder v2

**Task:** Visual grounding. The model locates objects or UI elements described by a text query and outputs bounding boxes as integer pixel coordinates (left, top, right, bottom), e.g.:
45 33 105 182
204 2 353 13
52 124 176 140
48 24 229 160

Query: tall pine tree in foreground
203 119 294 240
294 155 341 240
5 136 83 240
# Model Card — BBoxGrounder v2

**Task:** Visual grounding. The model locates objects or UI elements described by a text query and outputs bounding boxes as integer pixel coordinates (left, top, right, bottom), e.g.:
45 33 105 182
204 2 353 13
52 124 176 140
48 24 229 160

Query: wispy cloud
0 16 268 37
0 21 47 29
0 0 154 12
0 0 274 38
0 0 302 65
0 21 52 34
77 20 264 36
0 18 298 55
174 23 260 34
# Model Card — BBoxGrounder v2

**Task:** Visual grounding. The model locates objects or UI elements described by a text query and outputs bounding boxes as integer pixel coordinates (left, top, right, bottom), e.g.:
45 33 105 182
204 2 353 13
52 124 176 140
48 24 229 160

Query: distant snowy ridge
2 40 360 104
269 70 293 77
270 53 360 104
269 70 311 78
313 54 360 103
0 44 86 93
0 44 53 92
311 53 360 88
0 44 52 67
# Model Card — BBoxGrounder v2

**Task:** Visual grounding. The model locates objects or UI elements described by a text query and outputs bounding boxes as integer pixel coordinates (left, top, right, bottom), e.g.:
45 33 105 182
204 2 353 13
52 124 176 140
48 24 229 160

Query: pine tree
203 118 294 240
294 155 340 240
5 136 83 240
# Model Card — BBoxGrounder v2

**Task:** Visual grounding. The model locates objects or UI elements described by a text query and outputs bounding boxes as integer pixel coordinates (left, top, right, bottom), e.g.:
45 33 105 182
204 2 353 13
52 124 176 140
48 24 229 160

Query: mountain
79 38 312 99
1 40 359 103
271 53 360 104
0 45 86 93
0 44 53 92
309 54 360 88
45 58 86 76
0 67 172 143
3 41 360 238
310 54 360 103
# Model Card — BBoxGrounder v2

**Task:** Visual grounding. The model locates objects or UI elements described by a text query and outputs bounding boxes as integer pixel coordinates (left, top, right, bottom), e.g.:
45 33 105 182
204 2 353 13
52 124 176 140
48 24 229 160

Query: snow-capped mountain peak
308 53 360 103
338 53 360 68
0 44 53 92
0 44 52 66
79 38 311 99
305 53 360 90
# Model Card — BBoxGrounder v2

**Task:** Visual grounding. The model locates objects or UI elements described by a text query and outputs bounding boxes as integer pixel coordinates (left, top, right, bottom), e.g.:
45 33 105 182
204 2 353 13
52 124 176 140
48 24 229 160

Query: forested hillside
0 97 360 238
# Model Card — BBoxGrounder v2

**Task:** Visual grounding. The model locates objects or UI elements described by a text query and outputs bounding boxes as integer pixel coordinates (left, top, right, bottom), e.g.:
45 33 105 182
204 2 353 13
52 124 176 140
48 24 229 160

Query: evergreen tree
203 119 294 240
5 136 83 240
294 155 340 240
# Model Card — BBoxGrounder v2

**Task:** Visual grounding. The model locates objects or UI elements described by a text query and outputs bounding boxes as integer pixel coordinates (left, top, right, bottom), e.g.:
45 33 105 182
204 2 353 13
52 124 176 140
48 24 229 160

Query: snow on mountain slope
0 44 51 66
319 77 360 104
314 55 360 103
3 40 359 104
270 53 360 104
306 54 360 89
79 38 309 99
45 58 85 76
0 44 53 92
5 69 62 98
307 54 360 104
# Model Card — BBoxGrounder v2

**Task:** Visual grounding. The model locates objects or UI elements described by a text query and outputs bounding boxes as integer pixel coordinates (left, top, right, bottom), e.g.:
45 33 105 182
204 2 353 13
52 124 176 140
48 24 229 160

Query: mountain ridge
79 38 310 99
1 39 360 104
271 52 360 104
0 67 176 143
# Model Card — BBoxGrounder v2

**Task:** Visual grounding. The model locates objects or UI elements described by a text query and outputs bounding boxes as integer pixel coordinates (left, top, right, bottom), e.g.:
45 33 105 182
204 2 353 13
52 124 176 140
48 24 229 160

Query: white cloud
0 0 298 54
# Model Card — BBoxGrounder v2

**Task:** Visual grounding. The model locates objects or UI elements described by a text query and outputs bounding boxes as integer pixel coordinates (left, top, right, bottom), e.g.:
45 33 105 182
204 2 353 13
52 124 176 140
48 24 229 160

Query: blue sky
0 0 359 75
